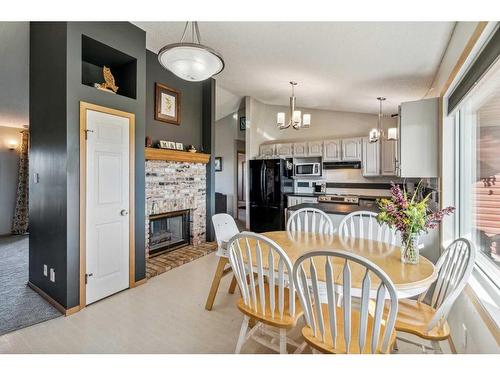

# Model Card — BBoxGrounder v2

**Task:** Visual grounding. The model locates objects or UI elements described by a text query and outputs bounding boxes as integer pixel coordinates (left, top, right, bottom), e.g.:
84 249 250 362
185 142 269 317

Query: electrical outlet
43 264 48 276
33 172 40 184
462 323 468 351
50 268 55 282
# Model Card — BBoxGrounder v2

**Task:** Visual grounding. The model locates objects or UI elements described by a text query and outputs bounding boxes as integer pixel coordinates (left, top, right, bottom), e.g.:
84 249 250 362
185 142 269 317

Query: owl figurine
97 66 119 93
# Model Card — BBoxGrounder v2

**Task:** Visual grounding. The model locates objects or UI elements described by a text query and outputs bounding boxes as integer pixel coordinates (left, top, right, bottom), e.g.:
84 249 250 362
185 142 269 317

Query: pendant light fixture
277 82 311 130
369 97 398 143
158 22 225 82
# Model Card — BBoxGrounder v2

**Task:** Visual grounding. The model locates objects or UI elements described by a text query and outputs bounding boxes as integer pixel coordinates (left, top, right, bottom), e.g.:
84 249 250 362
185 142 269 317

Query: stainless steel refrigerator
249 159 293 232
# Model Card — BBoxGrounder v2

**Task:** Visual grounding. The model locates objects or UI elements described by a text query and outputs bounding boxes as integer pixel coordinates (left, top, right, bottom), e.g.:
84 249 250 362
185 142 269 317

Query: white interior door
86 109 130 305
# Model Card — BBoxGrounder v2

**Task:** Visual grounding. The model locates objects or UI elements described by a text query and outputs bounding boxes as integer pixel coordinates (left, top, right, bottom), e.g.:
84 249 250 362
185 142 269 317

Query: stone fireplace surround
145 159 207 257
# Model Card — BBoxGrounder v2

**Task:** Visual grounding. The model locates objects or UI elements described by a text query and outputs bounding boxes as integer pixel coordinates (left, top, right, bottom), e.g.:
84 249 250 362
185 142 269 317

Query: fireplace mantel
145 148 211 164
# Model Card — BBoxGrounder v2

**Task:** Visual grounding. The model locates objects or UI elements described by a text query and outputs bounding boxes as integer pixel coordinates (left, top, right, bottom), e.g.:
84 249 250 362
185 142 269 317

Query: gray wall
0 22 29 128
146 50 203 149
30 22 147 309
0 126 23 235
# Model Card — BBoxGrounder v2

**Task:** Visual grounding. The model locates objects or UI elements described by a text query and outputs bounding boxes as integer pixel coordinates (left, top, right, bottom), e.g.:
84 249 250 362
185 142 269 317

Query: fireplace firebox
148 209 190 256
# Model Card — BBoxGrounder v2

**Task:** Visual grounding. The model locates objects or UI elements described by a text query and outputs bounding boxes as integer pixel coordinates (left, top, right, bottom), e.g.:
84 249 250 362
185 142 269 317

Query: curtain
12 130 29 235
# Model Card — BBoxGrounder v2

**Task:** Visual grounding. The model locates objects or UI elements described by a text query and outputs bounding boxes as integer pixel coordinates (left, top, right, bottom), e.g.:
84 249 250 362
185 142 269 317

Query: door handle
121 209 129 216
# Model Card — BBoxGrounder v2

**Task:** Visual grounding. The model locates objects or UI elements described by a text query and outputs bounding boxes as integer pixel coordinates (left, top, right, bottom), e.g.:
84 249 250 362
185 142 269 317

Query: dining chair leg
392 338 399 352
431 340 443 354
235 315 250 354
279 328 287 354
228 275 237 294
205 257 229 311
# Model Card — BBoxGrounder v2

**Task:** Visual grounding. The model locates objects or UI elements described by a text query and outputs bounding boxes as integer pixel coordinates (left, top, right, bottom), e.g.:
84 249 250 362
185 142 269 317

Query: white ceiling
134 22 455 117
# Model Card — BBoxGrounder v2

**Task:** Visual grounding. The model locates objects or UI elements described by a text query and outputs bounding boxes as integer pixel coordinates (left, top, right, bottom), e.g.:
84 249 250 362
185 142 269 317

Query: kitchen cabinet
287 196 302 207
308 141 323 157
293 142 308 157
398 97 438 177
275 143 293 158
259 144 276 157
381 138 397 176
342 137 362 161
323 139 342 161
362 137 380 176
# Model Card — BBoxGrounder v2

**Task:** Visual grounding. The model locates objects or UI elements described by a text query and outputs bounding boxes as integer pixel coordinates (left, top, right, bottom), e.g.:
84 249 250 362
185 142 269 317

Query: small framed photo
155 82 181 125
175 142 184 151
215 157 222 172
166 141 176 150
159 140 169 149
239 116 246 131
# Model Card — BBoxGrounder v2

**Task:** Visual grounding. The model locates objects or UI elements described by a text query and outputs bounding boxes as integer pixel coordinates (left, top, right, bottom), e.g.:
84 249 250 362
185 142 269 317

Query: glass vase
401 233 420 264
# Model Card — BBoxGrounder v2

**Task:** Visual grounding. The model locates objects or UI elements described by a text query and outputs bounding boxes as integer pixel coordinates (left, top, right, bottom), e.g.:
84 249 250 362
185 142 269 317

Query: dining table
256 231 438 299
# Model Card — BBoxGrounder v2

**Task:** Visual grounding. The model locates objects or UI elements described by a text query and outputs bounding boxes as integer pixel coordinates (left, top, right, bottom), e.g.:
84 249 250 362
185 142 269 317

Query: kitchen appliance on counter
314 182 326 193
250 158 293 232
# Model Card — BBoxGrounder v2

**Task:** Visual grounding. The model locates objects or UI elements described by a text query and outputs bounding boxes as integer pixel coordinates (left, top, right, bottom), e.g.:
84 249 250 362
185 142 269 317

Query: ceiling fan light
158 43 224 82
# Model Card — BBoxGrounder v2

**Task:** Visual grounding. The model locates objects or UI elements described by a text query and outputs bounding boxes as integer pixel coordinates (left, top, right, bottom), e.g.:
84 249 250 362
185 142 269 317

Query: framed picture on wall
155 82 181 125
215 157 223 172
175 142 184 151
239 116 246 131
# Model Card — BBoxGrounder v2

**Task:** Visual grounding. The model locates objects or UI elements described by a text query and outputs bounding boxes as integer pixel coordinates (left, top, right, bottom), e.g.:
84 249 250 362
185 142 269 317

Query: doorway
79 102 135 307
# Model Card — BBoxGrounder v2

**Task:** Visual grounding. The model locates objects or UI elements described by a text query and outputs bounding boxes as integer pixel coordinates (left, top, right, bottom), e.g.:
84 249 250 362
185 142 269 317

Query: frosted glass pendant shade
387 127 398 140
302 113 311 128
277 112 285 127
369 128 380 143
158 43 224 82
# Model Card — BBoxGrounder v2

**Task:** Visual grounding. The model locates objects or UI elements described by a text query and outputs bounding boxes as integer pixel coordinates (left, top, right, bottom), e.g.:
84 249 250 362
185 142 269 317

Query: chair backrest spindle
287 208 334 235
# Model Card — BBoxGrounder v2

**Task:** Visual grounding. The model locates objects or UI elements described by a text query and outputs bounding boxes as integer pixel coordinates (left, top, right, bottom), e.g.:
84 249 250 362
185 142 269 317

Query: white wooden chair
292 250 399 354
287 208 334 235
392 238 476 353
228 232 304 354
339 210 399 245
205 214 239 311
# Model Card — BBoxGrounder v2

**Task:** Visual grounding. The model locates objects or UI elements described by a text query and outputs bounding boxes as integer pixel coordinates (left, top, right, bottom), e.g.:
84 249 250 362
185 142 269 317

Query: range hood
323 161 361 170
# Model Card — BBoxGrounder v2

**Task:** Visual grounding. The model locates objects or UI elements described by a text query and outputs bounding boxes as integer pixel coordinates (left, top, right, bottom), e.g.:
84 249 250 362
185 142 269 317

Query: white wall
435 21 500 353
214 111 245 217
0 126 22 235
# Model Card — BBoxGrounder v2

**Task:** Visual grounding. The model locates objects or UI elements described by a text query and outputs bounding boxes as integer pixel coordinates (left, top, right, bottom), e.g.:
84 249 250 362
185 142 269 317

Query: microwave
294 162 321 177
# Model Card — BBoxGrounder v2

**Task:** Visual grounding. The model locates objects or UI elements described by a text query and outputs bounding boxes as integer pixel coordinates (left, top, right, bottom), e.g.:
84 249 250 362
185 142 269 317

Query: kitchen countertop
287 202 380 215
286 192 386 201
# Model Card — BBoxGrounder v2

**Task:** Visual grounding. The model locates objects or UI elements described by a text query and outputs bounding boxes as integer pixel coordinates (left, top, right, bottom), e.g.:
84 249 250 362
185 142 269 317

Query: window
455 56 500 289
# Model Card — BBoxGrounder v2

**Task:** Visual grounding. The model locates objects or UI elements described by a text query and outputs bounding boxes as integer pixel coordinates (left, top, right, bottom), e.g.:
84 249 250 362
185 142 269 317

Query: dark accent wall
202 79 216 241
146 50 203 149
30 22 146 309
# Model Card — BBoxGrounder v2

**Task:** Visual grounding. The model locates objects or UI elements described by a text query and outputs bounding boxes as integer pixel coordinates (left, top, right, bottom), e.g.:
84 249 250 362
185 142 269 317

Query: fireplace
148 209 190 256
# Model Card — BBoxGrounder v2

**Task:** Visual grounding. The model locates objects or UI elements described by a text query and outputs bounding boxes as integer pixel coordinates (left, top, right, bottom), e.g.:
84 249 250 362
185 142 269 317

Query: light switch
33 173 40 184
50 268 55 282
43 264 48 276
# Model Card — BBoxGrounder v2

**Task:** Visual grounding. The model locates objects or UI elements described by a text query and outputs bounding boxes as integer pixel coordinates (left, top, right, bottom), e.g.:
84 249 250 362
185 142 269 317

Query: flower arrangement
376 182 455 263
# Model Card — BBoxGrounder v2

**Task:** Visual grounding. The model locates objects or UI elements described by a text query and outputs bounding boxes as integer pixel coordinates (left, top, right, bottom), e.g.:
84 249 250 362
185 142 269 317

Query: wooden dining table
257 231 438 299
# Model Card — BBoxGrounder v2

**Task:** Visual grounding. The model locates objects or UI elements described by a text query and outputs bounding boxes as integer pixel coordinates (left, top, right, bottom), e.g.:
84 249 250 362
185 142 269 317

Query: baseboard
27 281 81 316
134 278 147 287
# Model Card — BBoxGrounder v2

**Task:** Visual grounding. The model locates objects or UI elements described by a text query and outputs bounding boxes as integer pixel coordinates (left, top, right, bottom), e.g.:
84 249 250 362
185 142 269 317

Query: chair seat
302 303 396 354
388 299 450 340
237 284 303 329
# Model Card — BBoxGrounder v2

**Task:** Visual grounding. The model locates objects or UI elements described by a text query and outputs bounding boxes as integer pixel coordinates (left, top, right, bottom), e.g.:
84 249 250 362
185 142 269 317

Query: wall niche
81 35 137 99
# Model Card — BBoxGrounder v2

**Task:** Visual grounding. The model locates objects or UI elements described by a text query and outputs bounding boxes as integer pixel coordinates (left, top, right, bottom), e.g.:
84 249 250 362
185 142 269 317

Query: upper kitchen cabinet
362 137 380 176
398 98 438 177
308 141 323 157
293 142 308 157
323 139 342 161
259 143 276 157
342 137 362 161
275 143 293 158
381 138 397 176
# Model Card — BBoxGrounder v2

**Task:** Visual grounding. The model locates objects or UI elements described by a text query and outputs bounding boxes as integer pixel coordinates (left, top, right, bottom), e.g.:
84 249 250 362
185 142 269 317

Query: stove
318 194 359 204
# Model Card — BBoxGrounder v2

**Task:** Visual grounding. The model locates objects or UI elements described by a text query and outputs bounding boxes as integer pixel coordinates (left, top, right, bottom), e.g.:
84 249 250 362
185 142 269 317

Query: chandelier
277 82 311 130
369 97 398 143
158 22 225 82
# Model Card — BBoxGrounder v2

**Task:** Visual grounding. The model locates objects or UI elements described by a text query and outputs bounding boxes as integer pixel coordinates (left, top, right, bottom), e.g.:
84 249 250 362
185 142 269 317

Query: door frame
79 101 136 309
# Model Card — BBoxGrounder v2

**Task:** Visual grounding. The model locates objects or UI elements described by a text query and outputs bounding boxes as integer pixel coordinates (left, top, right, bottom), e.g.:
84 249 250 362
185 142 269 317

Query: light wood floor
0 253 451 354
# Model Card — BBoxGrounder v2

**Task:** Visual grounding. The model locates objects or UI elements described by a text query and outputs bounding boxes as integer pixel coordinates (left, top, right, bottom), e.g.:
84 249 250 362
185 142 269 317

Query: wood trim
28 281 81 316
134 278 147 287
440 22 488 97
145 147 210 164
79 101 136 310
465 285 500 346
